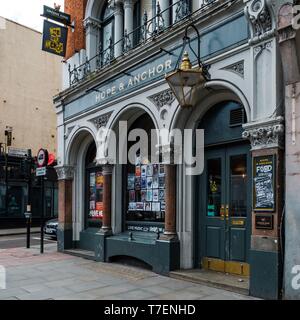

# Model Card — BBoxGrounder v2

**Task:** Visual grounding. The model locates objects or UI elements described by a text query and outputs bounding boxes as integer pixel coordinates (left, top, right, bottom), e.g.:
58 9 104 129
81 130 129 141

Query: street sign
37 149 49 167
42 20 68 57
8 147 30 158
42 5 71 26
36 167 47 177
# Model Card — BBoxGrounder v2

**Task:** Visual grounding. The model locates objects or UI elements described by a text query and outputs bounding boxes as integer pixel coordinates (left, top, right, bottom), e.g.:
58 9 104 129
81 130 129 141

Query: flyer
152 176 159 189
147 164 153 176
127 174 135 190
146 189 153 202
147 176 153 189
153 189 159 202
152 202 160 211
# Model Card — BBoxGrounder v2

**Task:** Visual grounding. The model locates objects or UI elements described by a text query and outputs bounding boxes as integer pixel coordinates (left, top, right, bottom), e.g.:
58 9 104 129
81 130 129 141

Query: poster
146 176 153 189
141 177 147 189
127 174 135 190
159 175 165 188
96 172 103 188
152 202 160 212
147 165 153 176
141 165 147 177
253 155 275 211
129 190 135 202
153 189 159 202
152 176 159 189
90 172 95 187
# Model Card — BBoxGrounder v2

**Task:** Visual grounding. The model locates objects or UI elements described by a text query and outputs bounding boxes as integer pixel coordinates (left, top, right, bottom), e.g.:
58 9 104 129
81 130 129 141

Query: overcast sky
0 0 65 32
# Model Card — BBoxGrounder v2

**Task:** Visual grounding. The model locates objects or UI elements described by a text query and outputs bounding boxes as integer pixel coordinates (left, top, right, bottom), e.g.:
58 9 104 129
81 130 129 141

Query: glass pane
103 21 113 52
7 186 25 217
0 184 5 216
230 155 247 217
87 170 103 228
207 158 222 217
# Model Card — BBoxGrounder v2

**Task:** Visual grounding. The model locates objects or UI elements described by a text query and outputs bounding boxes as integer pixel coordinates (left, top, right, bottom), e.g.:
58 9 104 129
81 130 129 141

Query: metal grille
229 108 244 127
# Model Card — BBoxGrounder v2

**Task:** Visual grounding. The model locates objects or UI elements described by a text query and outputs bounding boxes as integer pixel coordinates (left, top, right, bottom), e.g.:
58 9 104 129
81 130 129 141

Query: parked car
44 218 58 238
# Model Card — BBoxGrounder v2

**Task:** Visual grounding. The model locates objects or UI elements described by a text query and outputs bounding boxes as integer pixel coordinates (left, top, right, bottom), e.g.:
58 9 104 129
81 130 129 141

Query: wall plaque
253 155 276 212
255 214 274 230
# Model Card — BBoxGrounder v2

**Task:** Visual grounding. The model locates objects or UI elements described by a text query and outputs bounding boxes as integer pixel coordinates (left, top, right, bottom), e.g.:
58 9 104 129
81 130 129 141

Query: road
0 233 56 249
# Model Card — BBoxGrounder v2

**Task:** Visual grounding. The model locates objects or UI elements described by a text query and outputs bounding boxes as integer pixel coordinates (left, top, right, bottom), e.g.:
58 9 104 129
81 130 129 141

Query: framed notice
253 155 276 212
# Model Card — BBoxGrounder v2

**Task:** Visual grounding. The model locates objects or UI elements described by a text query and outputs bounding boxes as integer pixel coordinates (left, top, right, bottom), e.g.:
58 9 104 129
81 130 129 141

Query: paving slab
0 244 258 300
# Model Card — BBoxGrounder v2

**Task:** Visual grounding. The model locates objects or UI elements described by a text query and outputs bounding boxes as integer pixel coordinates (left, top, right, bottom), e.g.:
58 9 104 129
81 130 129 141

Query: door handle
220 205 225 220
225 205 229 221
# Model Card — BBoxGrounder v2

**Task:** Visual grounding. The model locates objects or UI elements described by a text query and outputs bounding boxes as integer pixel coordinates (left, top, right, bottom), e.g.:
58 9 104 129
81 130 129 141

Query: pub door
199 143 251 276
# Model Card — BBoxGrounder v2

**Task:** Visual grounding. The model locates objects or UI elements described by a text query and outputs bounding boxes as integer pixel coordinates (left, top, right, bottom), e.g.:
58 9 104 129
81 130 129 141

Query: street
0 233 56 249
0 242 258 300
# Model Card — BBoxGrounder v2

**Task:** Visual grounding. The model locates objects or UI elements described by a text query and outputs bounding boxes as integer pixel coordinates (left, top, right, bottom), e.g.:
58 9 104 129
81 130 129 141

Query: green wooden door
199 144 251 275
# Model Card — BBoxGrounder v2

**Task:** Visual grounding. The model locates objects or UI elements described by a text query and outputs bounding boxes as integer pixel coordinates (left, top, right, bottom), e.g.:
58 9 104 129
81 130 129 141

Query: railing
68 0 220 87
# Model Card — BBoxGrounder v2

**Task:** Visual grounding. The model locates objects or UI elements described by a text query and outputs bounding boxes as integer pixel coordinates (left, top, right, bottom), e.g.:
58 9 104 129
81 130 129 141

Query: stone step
169 269 250 296
64 249 96 261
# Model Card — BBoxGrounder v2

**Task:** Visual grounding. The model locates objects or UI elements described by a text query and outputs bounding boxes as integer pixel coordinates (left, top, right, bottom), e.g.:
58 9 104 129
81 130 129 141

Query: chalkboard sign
253 155 276 212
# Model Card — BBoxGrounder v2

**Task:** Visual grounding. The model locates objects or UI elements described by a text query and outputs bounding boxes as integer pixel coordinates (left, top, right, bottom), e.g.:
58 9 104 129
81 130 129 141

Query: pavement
0 243 259 300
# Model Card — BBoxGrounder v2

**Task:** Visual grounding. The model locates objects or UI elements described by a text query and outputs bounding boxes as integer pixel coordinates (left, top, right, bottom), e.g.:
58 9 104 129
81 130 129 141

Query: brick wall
65 0 88 59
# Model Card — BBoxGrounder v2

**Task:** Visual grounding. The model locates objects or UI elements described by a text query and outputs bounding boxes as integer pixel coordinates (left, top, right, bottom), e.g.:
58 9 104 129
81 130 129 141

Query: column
114 1 124 58
278 3 300 300
55 165 74 251
84 17 101 70
100 164 114 235
163 164 177 239
124 0 134 47
242 118 284 300
159 0 170 28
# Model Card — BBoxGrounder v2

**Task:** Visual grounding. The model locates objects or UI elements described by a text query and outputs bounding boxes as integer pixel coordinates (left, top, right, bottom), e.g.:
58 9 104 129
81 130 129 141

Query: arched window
85 142 103 228
100 2 115 59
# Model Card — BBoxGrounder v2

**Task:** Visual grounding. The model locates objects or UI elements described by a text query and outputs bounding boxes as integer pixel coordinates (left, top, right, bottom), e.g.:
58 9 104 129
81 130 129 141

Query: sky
0 0 65 32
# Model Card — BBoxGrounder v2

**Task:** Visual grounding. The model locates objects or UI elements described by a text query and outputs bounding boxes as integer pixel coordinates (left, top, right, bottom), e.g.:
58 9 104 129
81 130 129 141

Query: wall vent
229 108 245 127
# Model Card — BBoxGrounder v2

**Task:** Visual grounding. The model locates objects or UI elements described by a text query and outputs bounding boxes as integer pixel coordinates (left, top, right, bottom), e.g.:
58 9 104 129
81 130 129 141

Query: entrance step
170 269 249 295
64 249 96 261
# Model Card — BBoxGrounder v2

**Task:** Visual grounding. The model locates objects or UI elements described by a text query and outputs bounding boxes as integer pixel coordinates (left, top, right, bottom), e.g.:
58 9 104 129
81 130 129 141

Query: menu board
88 171 104 219
253 155 275 212
127 158 165 220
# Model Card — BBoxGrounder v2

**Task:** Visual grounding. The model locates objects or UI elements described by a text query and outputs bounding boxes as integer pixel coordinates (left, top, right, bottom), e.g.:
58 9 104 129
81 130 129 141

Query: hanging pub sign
42 5 71 26
253 155 276 212
42 20 68 57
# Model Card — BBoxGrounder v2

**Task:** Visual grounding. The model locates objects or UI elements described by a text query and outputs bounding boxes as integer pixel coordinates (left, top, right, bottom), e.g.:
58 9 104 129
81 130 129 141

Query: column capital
124 0 135 9
242 117 285 150
109 0 124 14
55 165 75 181
83 17 102 30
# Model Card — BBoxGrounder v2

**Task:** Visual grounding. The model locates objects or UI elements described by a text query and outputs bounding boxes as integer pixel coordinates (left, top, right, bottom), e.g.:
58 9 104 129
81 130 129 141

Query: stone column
84 17 101 70
278 3 300 300
55 165 74 251
100 164 114 235
113 1 124 58
163 164 177 239
159 0 170 28
242 117 284 300
124 0 134 47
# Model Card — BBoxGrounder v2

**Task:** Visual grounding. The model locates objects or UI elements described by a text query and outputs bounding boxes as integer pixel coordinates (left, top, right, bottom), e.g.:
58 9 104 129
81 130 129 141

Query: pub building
54 0 295 299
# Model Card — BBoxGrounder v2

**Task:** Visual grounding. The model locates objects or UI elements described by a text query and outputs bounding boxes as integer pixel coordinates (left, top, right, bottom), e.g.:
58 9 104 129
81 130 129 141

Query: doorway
198 143 251 276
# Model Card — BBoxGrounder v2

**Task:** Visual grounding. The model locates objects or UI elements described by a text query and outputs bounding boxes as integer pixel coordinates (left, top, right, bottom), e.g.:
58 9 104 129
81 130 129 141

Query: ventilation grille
229 108 245 127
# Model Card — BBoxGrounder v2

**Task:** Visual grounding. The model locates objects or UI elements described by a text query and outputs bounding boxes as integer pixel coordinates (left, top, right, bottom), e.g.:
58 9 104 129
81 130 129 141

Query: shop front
55 0 286 299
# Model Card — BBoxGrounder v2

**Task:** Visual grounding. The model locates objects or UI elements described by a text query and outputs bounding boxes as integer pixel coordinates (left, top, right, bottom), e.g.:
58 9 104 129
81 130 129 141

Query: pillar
84 17 101 69
243 118 284 300
163 164 177 239
278 3 300 300
159 0 170 28
113 1 124 58
124 0 134 47
55 165 74 251
100 164 113 235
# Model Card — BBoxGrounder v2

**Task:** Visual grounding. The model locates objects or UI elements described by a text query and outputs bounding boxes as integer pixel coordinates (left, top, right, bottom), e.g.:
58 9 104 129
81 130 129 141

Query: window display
126 158 166 226
88 170 103 220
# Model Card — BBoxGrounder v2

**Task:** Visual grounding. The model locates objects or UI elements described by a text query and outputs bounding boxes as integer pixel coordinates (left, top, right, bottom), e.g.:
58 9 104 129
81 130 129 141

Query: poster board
253 155 276 212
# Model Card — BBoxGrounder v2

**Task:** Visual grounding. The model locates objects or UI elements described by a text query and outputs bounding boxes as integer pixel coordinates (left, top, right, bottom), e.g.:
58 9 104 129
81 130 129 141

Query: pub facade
54 0 296 299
